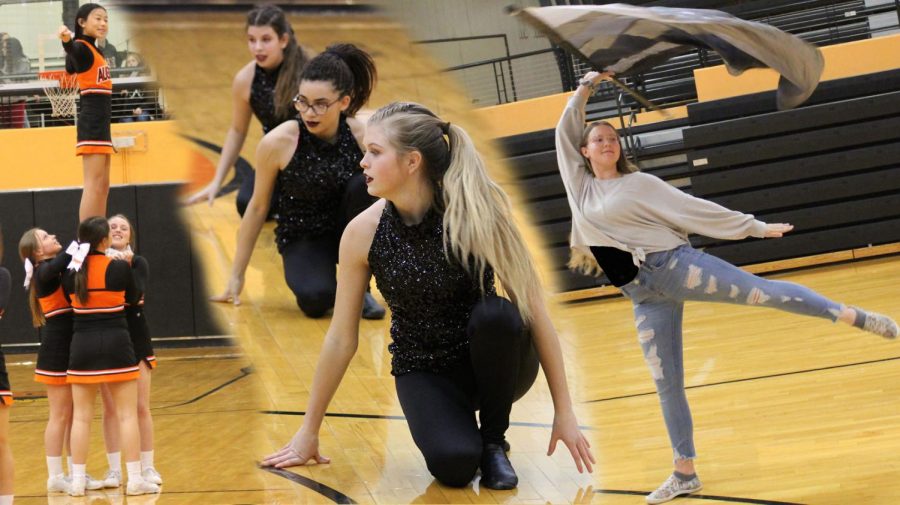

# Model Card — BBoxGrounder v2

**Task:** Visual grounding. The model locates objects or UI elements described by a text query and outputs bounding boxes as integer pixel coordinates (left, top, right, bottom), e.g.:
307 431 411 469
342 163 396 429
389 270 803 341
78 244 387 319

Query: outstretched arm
642 174 791 240
260 203 382 468
527 290 595 473
184 63 255 206
211 122 292 305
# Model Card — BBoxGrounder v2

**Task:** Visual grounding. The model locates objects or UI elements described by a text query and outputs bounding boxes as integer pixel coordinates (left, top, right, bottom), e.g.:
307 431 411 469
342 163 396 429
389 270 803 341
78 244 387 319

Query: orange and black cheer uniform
0 267 13 405
62 35 114 155
33 253 75 385
63 252 139 383
127 256 155 369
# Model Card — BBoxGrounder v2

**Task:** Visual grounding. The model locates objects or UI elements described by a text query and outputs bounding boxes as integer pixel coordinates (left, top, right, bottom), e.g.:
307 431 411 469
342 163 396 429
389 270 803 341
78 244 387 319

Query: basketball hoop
39 70 79 118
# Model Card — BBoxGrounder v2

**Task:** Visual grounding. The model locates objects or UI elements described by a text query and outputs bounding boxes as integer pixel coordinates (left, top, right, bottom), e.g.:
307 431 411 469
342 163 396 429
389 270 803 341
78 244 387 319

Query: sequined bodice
249 63 283 134
368 202 495 376
274 116 362 250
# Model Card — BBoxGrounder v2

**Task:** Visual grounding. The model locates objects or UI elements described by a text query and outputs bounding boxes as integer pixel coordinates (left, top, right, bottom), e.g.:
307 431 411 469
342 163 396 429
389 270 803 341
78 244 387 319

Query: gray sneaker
857 308 899 339
646 474 702 504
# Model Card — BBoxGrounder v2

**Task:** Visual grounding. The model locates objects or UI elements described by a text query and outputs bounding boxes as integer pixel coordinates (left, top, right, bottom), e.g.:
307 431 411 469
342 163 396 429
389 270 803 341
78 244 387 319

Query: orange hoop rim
39 70 78 89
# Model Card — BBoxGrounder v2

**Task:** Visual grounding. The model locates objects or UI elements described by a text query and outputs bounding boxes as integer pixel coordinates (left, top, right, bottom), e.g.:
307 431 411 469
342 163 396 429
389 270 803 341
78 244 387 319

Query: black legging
280 172 375 317
395 296 540 487
236 168 280 219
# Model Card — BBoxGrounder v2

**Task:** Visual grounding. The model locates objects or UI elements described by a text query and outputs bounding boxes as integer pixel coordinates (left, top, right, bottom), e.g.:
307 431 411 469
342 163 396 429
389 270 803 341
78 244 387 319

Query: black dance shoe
362 292 386 320
480 443 518 490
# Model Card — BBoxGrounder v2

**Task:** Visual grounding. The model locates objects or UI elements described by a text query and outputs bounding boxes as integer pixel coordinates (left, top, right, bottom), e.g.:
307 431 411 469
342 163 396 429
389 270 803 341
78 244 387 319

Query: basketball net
39 71 79 117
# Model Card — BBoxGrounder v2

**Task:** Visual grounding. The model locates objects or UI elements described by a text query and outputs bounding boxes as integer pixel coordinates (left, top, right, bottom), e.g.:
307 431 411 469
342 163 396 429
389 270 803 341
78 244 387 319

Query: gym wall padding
0 183 224 349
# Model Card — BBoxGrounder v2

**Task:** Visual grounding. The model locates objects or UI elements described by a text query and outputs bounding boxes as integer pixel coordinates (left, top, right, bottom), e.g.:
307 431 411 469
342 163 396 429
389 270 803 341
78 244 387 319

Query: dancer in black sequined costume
214 43 385 319
262 102 595 490
185 4 309 217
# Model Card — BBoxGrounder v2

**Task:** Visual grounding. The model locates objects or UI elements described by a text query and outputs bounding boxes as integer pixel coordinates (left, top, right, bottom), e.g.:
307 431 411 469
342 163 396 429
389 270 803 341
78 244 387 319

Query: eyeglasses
292 95 341 115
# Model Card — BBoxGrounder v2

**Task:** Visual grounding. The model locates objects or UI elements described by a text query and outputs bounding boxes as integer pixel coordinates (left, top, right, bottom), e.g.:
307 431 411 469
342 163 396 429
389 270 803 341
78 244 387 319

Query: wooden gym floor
114 8 900 505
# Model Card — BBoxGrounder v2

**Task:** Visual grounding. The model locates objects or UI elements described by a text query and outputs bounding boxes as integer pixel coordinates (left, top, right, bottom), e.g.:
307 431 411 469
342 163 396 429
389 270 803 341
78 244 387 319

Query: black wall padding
0 184 223 348
704 218 900 265
684 90 900 148
0 191 39 345
133 184 198 338
705 166 900 215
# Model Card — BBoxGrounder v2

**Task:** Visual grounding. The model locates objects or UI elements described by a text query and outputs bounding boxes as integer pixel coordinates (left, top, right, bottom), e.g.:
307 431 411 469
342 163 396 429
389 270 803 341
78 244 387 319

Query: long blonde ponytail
370 102 542 323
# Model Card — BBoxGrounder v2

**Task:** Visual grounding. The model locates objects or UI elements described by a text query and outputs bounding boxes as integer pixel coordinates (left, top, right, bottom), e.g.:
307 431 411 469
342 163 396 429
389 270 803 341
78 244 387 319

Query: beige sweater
555 93 768 265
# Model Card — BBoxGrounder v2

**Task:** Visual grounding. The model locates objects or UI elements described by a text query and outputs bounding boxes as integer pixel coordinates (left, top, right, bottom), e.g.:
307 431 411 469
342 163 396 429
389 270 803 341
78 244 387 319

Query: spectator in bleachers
115 52 156 123
0 36 30 75
97 37 119 69
0 36 31 128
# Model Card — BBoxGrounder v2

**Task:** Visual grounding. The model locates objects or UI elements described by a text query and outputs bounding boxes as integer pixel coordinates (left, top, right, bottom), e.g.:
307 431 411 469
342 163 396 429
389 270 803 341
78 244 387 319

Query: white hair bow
66 241 91 272
23 258 34 288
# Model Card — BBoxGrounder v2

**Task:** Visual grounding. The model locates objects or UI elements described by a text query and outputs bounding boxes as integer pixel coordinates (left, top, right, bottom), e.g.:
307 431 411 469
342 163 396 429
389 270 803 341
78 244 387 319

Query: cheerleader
62 217 159 497
0 230 12 505
58 3 114 222
97 215 161 488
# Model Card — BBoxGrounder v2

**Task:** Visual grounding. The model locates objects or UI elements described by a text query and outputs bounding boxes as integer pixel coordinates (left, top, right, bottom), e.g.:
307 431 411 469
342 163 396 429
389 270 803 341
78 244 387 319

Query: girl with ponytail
18 228 86 494
185 4 310 216
62 217 158 497
262 102 594 490
214 42 385 320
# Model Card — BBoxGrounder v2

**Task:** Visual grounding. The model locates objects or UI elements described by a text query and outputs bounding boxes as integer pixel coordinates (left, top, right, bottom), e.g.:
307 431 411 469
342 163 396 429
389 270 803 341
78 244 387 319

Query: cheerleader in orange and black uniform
58 3 114 222
98 214 161 487
0 229 14 505
17 228 97 494
62 217 159 497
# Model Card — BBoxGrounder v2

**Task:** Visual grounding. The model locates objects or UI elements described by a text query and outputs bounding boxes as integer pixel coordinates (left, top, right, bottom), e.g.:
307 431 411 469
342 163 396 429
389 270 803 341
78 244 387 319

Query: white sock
0 494 13 505
47 455 64 477
126 461 142 482
72 463 86 480
107 451 121 472
140 450 154 470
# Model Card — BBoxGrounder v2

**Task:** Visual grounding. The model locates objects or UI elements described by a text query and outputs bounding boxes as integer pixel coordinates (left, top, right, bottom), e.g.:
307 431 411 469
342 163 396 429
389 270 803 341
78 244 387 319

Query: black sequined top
274 115 362 250
249 63 284 134
368 202 496 376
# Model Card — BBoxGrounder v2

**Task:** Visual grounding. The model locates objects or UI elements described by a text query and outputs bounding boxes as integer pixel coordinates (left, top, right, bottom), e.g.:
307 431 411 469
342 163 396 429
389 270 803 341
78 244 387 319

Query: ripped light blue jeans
619 245 843 461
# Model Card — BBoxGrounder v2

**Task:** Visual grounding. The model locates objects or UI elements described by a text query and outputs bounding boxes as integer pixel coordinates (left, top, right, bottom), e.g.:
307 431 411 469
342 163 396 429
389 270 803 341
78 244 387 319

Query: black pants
280 173 375 317
236 168 280 219
395 296 540 487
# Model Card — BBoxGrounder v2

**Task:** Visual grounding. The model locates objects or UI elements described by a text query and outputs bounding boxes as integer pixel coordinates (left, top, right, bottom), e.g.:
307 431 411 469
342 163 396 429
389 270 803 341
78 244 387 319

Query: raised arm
211 121 294 305
526 290 595 473
555 71 613 198
184 62 255 206
36 252 73 283
260 201 382 468
59 27 93 74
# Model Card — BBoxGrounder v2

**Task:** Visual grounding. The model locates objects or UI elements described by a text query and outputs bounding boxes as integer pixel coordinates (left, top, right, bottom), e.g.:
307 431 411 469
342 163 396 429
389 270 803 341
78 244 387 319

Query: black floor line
155 366 254 409
586 354 900 404
259 410 596 430
260 465 357 504
595 489 805 504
